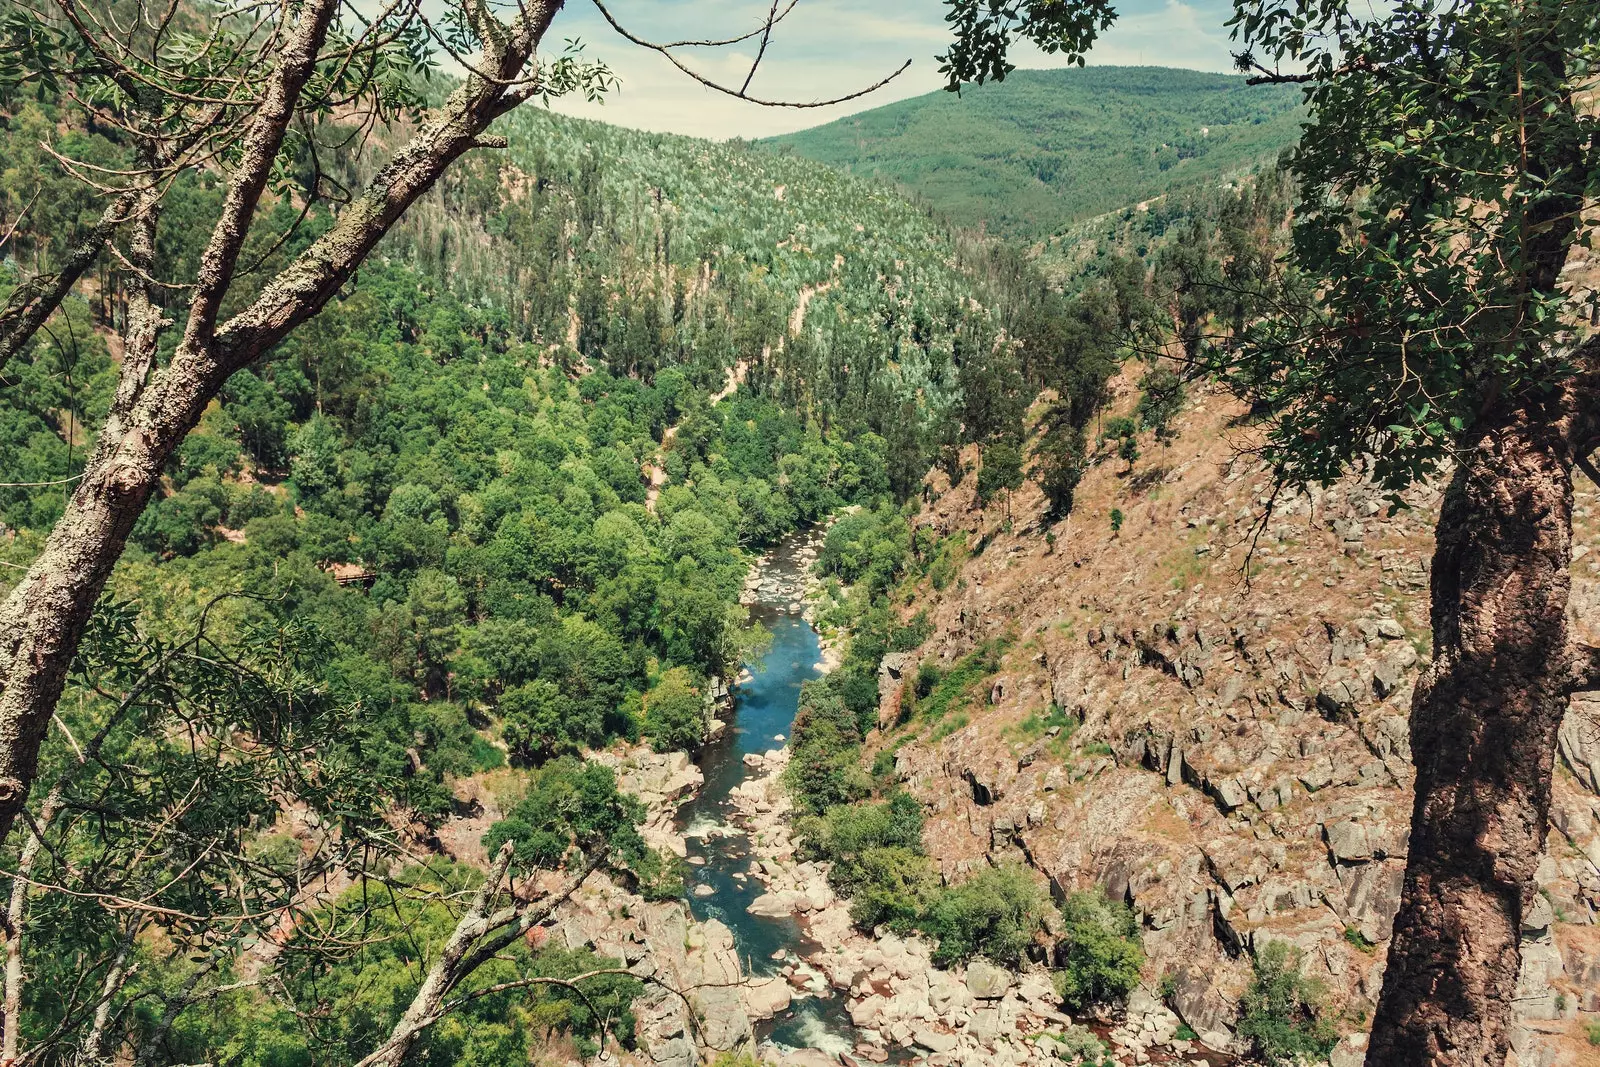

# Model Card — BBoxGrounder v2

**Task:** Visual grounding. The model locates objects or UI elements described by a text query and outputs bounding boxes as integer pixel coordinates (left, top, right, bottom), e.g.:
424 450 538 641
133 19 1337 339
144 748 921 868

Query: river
676 529 864 1057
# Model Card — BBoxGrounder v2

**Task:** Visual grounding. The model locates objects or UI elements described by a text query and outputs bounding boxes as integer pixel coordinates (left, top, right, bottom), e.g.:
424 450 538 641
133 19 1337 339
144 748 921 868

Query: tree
976 438 1024 518
922 863 1056 968
954 3 1600 1062
0 0 912 853
642 666 706 753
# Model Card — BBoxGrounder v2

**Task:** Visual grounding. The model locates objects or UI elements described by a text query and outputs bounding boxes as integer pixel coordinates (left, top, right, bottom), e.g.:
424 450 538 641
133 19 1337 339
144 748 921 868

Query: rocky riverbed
729 747 1221 1067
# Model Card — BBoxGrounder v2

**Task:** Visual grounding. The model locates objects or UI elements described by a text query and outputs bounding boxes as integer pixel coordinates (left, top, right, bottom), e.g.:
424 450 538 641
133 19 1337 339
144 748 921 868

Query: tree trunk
1368 357 1596 1065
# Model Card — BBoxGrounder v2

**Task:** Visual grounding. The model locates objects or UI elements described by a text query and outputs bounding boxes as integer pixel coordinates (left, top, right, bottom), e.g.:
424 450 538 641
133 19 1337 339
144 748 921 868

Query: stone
1209 775 1249 812
912 1028 958 1054
966 960 1014 999
1317 667 1368 719
1299 758 1335 792
1330 1035 1368 1067
1521 891 1554 935
742 977 793 1020
1170 963 1235 1051
1341 860 1405 942
747 891 799 917
1325 819 1373 863
968 1007 1002 1043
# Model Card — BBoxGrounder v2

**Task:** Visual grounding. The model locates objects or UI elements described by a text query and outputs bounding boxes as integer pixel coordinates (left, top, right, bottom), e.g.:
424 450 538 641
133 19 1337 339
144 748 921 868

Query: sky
537 0 1243 139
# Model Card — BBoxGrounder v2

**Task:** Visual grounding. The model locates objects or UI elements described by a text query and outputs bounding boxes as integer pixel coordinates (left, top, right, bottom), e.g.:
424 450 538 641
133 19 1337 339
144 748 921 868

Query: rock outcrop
866 375 1600 1064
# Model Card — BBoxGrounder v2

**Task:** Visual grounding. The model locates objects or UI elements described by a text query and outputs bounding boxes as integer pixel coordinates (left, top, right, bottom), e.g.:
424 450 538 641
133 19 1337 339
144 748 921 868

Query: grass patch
1342 926 1376 954
911 631 1015 725
1008 703 1076 744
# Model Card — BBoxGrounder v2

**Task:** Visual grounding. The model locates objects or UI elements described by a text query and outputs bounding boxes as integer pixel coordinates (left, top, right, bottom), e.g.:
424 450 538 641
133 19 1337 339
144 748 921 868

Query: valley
1 8 1598 1067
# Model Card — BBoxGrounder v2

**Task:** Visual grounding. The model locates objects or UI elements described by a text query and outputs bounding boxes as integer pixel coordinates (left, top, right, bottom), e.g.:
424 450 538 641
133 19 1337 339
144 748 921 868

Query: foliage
1216 0 1600 499
1051 1024 1115 1067
1236 942 1338 1067
976 439 1025 513
816 506 913 597
769 67 1301 239
1134 366 1185 445
922 863 1057 967
1053 892 1145 1010
643 667 707 753
481 757 646 873
907 632 1014 726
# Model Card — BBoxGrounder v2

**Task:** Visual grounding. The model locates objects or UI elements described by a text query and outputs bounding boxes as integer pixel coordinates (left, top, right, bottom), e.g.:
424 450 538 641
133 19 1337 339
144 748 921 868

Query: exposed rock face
870 376 1600 1060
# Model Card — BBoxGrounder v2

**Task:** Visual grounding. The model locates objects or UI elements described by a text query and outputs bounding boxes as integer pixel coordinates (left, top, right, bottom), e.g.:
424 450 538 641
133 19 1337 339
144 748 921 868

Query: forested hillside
0 78 1137 1064
765 67 1303 239
4 0 1596 1063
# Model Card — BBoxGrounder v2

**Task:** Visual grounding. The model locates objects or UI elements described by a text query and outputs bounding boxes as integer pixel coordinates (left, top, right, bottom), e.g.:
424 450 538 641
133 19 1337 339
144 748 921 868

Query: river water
676 530 863 1056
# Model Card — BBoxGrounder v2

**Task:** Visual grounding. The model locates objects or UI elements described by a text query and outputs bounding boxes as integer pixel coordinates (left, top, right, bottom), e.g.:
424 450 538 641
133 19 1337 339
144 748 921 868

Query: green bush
1051 1024 1113 1067
923 863 1057 967
1236 942 1338 1067
500 679 597 765
847 846 940 932
642 667 707 753
785 680 872 814
1053 891 1145 1010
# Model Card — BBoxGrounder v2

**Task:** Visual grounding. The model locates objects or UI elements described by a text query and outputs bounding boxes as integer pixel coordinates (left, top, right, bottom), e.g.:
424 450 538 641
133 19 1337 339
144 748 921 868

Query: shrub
1236 941 1338 1067
1052 1024 1113 1067
847 846 940 932
642 667 706 753
923 863 1057 968
1585 1019 1600 1047
632 846 688 902
785 680 872 814
500 680 598 765
1054 891 1145 1010
1342 925 1376 953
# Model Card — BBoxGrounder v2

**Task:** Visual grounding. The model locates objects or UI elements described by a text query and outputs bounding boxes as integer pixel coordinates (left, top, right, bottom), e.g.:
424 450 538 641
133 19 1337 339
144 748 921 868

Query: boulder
912 1028 958 1054
742 977 793 1020
747 891 800 917
966 960 1014 999
1208 775 1249 812
1325 819 1373 863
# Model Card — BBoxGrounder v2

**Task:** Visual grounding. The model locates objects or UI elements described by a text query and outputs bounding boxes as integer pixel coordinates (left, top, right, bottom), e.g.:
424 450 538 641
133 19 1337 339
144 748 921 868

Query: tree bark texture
1368 340 1600 1067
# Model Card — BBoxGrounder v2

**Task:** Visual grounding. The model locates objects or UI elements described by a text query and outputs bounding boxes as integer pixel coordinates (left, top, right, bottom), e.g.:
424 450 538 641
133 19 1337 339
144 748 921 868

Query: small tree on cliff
944 0 1599 1064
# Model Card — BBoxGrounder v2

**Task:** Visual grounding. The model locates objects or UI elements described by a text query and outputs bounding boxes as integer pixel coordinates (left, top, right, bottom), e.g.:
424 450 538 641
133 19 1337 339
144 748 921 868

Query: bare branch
589 0 911 108
0 192 133 383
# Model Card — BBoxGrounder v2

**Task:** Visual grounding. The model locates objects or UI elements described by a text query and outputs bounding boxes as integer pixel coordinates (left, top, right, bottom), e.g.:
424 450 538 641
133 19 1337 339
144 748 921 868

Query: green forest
0 2 1596 1067
765 67 1304 239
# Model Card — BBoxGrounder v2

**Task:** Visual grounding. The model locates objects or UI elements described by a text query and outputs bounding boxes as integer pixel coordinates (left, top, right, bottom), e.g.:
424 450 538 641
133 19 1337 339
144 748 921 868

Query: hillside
764 66 1304 239
0 89 1126 1067
850 370 1600 1066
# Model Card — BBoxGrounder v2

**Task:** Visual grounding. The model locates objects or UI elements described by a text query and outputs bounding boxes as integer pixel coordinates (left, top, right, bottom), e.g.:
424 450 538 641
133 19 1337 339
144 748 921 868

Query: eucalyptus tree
951 1 1600 1064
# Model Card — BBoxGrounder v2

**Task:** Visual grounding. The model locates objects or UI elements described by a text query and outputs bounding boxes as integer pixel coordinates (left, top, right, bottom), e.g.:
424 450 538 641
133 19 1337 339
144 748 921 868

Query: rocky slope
873 370 1600 1067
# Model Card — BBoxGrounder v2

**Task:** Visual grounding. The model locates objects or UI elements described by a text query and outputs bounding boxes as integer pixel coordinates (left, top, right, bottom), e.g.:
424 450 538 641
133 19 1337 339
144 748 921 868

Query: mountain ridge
764 65 1304 239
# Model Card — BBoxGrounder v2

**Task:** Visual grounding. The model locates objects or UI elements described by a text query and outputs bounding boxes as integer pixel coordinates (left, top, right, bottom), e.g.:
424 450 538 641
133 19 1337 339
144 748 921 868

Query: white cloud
537 0 1244 139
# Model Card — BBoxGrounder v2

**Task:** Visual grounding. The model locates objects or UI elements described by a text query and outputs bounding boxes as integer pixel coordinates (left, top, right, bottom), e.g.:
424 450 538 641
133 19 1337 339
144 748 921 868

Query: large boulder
965 960 1014 999
742 977 792 1020
1325 819 1373 863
